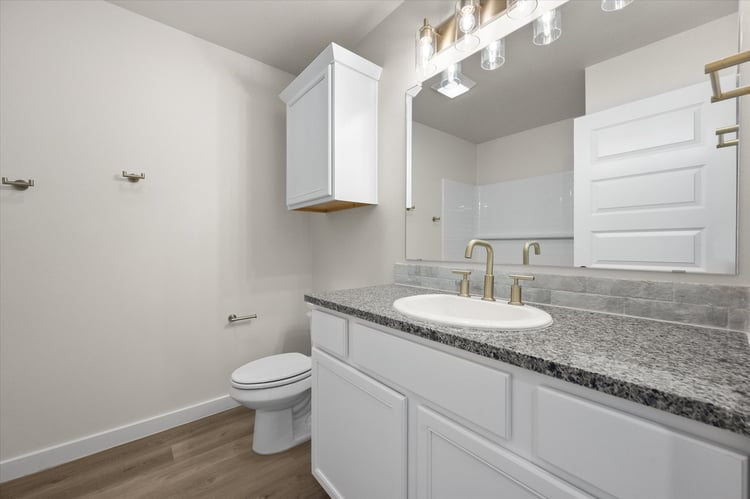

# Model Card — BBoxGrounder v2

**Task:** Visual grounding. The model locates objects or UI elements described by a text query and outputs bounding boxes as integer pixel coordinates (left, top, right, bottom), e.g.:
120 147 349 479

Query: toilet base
252 392 311 455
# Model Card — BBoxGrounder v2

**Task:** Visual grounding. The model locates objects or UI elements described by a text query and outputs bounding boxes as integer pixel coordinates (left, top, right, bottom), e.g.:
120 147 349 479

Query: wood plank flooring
0 407 328 499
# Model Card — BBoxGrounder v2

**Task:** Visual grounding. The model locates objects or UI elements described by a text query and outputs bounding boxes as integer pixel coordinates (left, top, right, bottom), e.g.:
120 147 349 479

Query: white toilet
229 352 312 454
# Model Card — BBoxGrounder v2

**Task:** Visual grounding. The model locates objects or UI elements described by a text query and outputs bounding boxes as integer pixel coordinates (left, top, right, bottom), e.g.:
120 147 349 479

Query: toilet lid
231 352 311 386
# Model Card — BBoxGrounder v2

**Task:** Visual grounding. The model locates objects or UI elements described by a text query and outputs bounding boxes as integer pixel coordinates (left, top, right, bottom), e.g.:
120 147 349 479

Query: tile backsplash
394 263 749 333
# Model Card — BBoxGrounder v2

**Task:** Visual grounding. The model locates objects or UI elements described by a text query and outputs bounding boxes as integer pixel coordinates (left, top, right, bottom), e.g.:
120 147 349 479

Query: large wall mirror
406 0 739 274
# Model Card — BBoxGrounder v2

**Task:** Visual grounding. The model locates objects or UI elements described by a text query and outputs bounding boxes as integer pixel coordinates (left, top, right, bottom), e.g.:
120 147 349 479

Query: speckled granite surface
305 284 750 437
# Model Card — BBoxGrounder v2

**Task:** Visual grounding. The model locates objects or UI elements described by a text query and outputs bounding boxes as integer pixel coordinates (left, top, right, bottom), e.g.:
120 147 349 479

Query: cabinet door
312 348 407 499
535 388 748 499
286 66 331 208
417 405 590 499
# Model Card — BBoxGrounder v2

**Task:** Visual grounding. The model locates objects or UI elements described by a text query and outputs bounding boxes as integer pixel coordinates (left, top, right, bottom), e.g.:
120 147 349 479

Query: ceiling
109 0 404 75
414 0 738 144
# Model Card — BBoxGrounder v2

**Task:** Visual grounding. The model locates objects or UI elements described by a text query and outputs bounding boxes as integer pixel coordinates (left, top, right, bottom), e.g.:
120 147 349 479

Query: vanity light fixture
601 0 634 12
416 18 437 72
481 38 506 70
506 0 539 20
432 62 476 98
455 0 480 52
532 7 561 46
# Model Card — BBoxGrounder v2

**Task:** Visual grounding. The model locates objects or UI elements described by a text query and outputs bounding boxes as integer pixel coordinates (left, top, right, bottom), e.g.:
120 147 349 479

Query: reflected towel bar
716 125 739 148
705 51 750 103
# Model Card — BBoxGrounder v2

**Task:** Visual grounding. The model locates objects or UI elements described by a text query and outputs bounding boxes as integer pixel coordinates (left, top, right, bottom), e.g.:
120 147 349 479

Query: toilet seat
231 352 311 390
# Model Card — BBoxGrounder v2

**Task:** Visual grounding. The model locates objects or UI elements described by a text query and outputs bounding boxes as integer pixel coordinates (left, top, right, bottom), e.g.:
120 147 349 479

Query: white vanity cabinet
416 406 590 499
309 308 749 499
279 43 381 213
312 349 407 499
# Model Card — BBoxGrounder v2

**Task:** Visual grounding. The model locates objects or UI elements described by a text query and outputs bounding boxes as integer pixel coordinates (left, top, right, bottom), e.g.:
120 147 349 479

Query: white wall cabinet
309 308 750 499
279 43 381 213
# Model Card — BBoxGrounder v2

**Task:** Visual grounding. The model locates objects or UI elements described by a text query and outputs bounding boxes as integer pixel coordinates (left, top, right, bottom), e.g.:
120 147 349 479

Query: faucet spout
523 241 541 265
464 239 495 301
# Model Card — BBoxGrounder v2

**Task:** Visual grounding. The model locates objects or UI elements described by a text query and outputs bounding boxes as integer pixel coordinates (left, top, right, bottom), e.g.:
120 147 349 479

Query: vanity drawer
350 322 510 439
311 310 348 358
534 387 747 499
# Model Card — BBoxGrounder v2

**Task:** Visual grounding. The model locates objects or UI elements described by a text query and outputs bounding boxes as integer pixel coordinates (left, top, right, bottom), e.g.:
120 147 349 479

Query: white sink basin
393 294 553 330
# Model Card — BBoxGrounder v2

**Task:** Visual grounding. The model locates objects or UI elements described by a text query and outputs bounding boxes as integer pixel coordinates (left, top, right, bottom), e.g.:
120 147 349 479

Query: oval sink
393 294 552 330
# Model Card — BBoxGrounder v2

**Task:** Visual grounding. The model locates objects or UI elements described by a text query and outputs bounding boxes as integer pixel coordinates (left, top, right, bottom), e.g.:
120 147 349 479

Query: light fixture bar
434 0 508 53
418 0 569 82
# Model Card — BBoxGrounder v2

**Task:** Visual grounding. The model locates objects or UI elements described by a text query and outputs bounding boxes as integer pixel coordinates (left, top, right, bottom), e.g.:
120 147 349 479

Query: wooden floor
0 407 328 499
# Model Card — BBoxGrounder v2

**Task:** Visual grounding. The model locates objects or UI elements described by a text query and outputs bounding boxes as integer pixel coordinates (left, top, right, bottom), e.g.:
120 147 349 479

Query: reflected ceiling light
601 0 634 12
532 8 561 46
455 0 480 52
416 18 437 72
431 62 476 98
481 38 506 70
507 0 539 20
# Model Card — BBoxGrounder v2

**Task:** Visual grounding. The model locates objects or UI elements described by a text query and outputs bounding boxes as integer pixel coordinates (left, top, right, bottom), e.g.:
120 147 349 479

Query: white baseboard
0 395 240 483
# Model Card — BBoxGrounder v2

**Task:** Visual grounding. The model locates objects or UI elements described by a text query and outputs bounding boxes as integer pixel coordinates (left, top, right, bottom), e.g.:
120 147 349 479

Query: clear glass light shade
532 8 561 46
455 0 480 52
507 0 538 20
481 38 506 70
601 0 634 12
416 19 437 72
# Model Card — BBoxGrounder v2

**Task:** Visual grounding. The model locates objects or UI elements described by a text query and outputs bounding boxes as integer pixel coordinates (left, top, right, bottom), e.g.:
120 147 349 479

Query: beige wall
586 14 738 113
333 1 749 286
476 118 574 185
408 122 476 260
0 0 312 462
308 1 450 291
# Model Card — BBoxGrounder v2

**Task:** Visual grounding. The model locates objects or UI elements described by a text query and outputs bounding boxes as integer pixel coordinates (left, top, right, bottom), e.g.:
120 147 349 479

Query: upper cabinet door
574 79 737 273
286 66 332 207
280 43 382 213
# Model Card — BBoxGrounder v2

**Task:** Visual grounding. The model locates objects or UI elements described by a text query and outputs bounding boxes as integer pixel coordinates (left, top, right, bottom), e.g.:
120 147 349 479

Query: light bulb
419 36 434 60
458 5 477 33
454 0 480 52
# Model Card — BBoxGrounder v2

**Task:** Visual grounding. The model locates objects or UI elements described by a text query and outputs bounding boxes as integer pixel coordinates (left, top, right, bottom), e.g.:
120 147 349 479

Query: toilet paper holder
228 313 258 323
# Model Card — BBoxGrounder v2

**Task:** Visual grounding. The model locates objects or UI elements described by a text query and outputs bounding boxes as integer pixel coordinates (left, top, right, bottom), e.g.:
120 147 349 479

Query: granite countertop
305 284 750 437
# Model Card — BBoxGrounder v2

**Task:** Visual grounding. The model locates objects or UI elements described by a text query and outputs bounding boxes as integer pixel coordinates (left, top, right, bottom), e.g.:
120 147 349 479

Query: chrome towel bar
228 313 257 323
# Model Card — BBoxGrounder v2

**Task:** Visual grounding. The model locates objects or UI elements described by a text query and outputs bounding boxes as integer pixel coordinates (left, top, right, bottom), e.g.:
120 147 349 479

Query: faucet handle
508 274 535 285
508 274 534 305
451 269 472 297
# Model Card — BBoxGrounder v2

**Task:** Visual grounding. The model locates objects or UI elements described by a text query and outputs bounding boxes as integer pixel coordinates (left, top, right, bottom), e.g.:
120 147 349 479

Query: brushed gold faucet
523 241 541 265
464 239 495 301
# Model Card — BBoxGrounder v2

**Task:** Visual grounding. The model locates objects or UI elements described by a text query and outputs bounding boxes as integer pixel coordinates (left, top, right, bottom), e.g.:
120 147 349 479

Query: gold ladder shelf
705 50 750 103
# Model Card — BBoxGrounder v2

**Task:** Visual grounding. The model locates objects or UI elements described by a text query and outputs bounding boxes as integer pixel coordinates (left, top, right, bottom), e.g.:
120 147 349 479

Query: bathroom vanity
306 285 750 499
